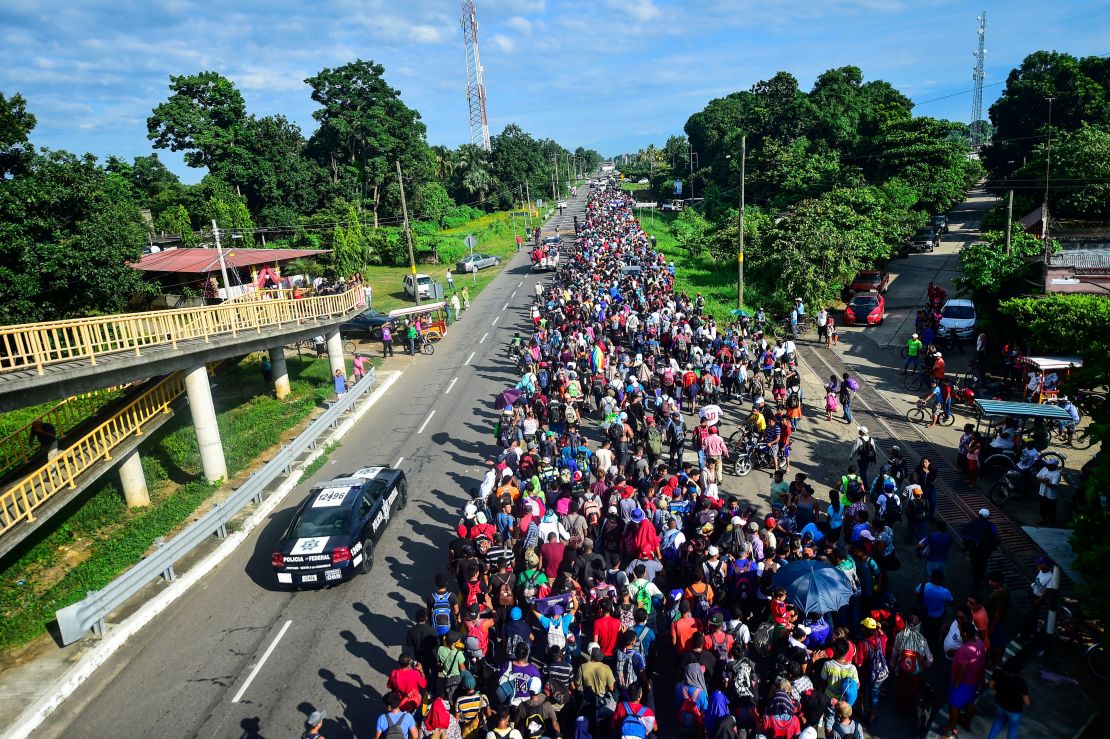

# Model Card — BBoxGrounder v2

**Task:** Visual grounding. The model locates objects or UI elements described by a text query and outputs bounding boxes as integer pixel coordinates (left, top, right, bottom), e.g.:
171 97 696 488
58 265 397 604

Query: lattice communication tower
971 12 987 146
461 0 491 152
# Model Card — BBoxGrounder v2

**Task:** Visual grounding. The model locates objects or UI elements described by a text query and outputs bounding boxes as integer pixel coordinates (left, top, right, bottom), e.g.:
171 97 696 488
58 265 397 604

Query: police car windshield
293 507 349 538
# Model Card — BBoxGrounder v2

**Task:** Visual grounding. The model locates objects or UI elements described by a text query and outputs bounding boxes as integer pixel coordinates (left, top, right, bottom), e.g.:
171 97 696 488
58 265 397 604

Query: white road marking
232 619 292 703
417 410 436 434
492 316 499 326
479 333 489 344
394 456 404 467
503 302 509 310
518 281 523 288
511 291 517 299
465 352 475 365
444 377 458 395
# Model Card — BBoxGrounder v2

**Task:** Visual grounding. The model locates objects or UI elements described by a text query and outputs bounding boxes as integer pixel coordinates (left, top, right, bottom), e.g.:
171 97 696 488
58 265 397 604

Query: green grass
638 211 775 325
620 182 649 192
0 353 343 651
364 211 531 315
298 441 339 484
0 388 123 447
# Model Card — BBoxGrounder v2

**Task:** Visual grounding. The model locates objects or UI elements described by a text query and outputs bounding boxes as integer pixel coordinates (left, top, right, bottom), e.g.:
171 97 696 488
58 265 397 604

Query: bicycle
907 400 955 427
904 368 931 392
414 333 434 356
1050 420 1091 450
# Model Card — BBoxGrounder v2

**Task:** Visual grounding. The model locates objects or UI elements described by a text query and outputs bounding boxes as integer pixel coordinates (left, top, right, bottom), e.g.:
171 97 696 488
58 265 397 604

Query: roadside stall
1018 355 1082 402
387 302 448 343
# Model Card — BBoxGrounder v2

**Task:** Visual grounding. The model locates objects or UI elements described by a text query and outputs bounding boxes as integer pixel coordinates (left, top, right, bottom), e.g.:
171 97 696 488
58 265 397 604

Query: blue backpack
619 703 649 739
431 591 453 636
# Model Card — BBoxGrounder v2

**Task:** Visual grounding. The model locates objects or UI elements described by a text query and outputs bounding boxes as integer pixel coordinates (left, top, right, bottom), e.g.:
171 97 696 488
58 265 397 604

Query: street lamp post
726 137 747 309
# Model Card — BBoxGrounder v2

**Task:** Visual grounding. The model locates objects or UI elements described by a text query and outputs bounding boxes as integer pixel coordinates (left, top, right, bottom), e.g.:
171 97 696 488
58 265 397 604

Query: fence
0 373 188 535
55 367 377 645
0 287 365 376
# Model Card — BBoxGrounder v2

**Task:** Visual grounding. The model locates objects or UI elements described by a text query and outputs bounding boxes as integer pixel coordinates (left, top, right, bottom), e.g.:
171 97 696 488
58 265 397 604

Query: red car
844 292 885 325
848 270 889 294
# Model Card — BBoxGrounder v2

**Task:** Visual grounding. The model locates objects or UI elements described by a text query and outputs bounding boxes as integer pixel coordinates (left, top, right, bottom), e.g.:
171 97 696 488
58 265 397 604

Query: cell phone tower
461 0 491 152
971 11 987 146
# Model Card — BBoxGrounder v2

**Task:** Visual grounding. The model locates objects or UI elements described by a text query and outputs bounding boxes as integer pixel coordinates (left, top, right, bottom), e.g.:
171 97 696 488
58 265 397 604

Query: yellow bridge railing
0 386 126 479
0 287 365 376
0 372 189 535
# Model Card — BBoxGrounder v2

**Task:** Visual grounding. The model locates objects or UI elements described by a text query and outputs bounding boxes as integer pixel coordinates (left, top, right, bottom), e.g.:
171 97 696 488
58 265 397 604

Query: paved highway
41 193 589 739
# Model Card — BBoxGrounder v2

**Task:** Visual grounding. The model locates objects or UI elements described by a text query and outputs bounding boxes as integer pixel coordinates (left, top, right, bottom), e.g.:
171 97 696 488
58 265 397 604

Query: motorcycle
989 451 1066 505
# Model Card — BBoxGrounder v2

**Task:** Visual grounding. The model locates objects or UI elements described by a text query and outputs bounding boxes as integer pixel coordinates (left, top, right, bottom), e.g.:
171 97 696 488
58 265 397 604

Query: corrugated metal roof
1049 248 1110 270
974 399 1074 421
133 248 329 274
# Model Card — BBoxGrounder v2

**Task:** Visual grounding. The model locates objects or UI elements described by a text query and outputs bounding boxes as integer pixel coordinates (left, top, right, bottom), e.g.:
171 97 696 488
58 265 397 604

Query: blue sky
2 0 1107 183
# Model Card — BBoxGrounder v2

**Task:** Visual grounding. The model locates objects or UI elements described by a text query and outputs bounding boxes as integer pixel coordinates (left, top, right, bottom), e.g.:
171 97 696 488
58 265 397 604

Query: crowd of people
344 183 1044 739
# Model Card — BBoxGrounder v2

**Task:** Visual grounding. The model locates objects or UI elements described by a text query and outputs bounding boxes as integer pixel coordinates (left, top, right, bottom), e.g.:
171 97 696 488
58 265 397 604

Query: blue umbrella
771 559 855 614
729 307 752 317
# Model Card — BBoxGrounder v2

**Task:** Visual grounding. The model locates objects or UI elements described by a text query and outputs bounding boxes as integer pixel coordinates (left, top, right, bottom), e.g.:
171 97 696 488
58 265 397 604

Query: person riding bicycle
1056 396 1081 438
919 381 946 428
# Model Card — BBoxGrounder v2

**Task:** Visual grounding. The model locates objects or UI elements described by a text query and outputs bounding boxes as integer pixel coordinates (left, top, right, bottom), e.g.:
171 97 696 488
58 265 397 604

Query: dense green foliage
621 65 980 311
959 228 1049 294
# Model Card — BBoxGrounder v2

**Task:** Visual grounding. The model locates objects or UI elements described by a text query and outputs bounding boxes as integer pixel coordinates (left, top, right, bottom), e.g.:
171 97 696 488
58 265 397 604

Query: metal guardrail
55 367 377 646
0 287 365 376
0 385 126 478
0 373 189 535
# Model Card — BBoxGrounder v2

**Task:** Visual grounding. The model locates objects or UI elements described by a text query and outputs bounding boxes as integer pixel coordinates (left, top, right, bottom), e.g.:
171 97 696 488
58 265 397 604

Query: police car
271 466 407 587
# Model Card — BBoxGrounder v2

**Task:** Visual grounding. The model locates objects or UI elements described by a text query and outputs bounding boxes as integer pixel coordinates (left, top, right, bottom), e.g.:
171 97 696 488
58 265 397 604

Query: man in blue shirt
916 571 954 650
917 519 952 576
374 692 417 738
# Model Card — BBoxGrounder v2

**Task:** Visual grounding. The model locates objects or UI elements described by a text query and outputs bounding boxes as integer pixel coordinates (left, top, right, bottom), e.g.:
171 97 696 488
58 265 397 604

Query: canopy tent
388 302 446 320
974 399 1075 422
1018 356 1083 372
132 248 329 274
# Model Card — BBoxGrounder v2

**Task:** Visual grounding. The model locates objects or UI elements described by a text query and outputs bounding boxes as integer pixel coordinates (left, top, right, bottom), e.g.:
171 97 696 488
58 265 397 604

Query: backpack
752 621 776 655
845 477 864 502
677 686 704 733
708 631 731 661
859 439 876 463
727 657 757 699
785 390 800 409
663 368 675 386
466 621 489 660
382 712 407 739
616 649 639 689
882 493 902 524
431 591 453 636
463 580 485 607
831 719 864 739
705 560 727 594
565 404 579 425
497 577 516 607
868 639 890 684
897 648 923 676
846 377 860 392
546 616 567 650
619 703 649 739
521 706 547 739
608 421 624 443
630 581 653 615
646 426 663 455
520 571 542 605
689 584 711 620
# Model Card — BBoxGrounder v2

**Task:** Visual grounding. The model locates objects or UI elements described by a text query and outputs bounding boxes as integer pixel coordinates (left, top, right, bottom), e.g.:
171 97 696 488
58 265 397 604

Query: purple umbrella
494 388 522 410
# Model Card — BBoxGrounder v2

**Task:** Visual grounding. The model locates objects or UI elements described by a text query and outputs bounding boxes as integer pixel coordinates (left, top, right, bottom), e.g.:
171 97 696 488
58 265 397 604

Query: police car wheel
360 538 375 574
397 481 409 510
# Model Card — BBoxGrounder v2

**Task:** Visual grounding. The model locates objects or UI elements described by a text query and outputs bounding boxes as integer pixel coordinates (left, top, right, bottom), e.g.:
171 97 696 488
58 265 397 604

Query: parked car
660 200 684 212
271 467 408 587
930 214 949 234
403 273 433 298
938 298 977 338
456 253 500 273
340 308 391 340
557 200 567 209
906 227 939 253
847 270 889 294
844 292 885 325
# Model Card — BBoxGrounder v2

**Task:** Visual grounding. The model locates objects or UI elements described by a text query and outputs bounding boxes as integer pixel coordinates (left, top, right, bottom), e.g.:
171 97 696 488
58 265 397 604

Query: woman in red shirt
386 654 427 713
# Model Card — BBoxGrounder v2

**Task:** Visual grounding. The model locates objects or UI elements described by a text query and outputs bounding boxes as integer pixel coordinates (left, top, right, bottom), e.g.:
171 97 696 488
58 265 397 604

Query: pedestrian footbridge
0 289 366 556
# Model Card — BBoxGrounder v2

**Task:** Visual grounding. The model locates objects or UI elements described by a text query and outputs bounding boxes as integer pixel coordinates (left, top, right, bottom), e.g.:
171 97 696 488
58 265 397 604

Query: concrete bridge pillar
269 346 290 400
118 448 149 508
326 329 346 379
185 365 227 483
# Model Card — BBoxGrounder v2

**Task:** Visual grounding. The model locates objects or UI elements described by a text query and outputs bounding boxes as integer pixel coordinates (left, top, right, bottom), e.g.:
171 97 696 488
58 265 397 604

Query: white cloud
409 24 446 43
506 16 532 34
491 33 516 52
606 0 660 22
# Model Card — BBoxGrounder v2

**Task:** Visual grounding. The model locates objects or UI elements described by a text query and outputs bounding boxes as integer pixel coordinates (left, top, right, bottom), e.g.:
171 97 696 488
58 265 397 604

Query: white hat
731 515 745 526
912 333 919 339
858 426 869 435
707 545 720 556
935 352 943 358
860 530 875 541
978 508 990 518
464 503 477 518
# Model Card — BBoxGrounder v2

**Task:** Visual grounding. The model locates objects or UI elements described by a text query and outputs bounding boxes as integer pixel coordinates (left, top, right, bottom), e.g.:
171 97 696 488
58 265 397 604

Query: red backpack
677 685 704 734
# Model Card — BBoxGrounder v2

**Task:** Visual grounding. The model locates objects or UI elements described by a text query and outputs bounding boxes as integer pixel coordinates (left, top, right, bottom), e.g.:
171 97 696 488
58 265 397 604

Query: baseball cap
861 617 880 630
306 710 326 727
528 676 543 694
978 508 990 518
765 517 777 529
860 530 875 541
748 521 759 531
935 352 943 358
731 515 745 526
912 333 919 339
707 545 720 556
857 426 869 435
709 613 724 625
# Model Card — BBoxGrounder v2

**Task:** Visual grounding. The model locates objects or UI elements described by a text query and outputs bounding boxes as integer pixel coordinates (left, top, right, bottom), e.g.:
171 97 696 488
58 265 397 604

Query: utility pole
1005 189 1013 254
971 12 987 146
1042 96 1054 264
737 135 746 309
396 160 420 306
553 154 559 198
211 219 232 300
525 181 532 228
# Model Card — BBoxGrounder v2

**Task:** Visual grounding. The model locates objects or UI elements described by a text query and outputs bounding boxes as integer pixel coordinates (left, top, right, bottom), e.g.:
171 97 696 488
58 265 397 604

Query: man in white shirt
1036 457 1062 524
700 403 722 428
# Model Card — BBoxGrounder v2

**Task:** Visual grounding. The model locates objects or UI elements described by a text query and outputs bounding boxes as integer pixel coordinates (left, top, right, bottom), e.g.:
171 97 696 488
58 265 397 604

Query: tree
415 181 453 228
872 117 978 213
0 90 36 178
147 71 248 174
305 60 431 226
1005 125 1110 219
984 51 1110 181
154 204 197 247
672 209 711 257
959 229 1047 293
